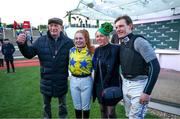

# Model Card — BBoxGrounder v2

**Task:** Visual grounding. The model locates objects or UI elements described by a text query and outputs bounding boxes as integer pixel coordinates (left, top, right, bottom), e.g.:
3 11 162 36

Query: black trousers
43 94 68 118
5 60 15 73
0 59 4 67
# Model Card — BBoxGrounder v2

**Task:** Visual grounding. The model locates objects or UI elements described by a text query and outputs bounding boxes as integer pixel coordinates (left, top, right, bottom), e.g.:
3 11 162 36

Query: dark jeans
5 60 15 73
43 94 68 118
100 104 117 119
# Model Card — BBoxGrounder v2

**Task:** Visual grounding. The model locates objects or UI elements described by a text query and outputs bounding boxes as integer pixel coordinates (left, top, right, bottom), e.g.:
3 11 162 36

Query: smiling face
48 23 62 38
95 31 109 46
115 19 133 39
74 32 86 48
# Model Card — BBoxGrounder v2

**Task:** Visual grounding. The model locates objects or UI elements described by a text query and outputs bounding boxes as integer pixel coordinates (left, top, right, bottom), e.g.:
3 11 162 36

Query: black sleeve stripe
143 58 160 95
144 61 153 93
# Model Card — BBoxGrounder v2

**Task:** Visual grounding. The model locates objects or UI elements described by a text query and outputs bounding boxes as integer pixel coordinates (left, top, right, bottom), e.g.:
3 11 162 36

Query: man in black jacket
2 39 15 73
17 18 74 118
114 15 160 119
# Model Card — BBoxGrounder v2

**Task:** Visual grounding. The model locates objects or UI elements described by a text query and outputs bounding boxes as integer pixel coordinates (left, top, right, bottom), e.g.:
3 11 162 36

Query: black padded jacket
17 31 74 97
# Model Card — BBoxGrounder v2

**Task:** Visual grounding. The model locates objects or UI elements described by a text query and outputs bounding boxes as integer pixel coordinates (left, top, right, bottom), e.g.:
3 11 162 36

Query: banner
13 21 20 29
22 21 30 29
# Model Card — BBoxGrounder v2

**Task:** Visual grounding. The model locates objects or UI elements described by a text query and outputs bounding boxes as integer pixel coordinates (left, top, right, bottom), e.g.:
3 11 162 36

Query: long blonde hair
74 29 95 54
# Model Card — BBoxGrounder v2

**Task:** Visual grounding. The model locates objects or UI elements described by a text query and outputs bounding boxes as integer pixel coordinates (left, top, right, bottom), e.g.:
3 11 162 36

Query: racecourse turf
0 66 159 118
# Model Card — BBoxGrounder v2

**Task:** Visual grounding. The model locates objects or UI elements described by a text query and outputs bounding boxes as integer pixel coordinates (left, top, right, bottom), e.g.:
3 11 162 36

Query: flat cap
48 18 63 25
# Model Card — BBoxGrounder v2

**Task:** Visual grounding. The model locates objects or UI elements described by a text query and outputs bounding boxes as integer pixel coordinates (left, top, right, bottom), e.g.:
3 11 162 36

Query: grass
0 66 160 118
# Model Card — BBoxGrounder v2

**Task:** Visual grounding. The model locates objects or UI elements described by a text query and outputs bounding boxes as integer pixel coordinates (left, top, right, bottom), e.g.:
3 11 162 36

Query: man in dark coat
16 18 74 118
2 39 15 73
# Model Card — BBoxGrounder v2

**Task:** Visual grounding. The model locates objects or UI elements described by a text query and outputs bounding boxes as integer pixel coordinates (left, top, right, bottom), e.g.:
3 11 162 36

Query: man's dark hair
4 39 9 41
114 15 133 25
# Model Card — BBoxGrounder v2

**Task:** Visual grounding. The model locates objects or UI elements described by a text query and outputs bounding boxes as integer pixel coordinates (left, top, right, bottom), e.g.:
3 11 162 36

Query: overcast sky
0 0 79 27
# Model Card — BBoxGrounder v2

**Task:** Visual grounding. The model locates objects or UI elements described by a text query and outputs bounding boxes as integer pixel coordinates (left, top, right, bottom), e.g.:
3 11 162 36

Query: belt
123 74 148 80
72 73 91 78
123 74 137 79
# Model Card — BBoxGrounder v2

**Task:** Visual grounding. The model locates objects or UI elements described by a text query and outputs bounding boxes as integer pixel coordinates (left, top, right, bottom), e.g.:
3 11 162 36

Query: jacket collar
46 31 69 58
122 33 133 43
